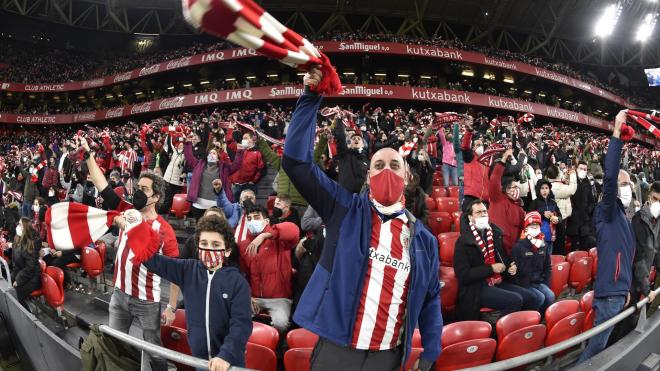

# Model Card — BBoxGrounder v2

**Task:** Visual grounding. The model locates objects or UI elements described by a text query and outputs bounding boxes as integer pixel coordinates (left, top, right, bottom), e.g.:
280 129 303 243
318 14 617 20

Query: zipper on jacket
205 270 214 359
614 252 621 283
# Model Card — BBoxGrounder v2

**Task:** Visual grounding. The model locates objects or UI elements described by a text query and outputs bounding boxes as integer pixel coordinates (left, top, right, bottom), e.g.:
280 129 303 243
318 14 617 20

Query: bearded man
282 68 442 371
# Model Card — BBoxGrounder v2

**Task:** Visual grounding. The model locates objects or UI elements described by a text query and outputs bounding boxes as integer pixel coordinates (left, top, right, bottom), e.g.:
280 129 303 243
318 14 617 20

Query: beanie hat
524 211 542 228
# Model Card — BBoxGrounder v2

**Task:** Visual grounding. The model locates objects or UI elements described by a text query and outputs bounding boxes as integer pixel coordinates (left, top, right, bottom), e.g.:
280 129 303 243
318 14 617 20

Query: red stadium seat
425 197 436 212
42 266 64 315
246 342 277 371
286 328 319 349
588 248 598 278
551 255 566 265
170 193 191 219
496 325 546 361
430 186 447 199
567 251 589 265
428 212 452 236
284 348 312 371
65 261 81 269
31 260 47 298
451 211 461 232
581 291 594 313
402 348 423 371
57 189 67 202
584 309 596 331
545 300 580 333
160 310 193 371
438 232 460 267
496 311 541 340
96 241 107 263
249 322 280 351
446 186 460 198
435 197 460 214
550 262 570 297
435 338 497 371
442 321 492 347
545 312 585 347
439 266 458 313
569 257 594 293
81 246 104 279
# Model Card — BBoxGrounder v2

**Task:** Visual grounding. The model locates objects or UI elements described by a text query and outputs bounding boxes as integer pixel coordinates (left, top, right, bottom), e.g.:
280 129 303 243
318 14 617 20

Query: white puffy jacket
549 172 577 219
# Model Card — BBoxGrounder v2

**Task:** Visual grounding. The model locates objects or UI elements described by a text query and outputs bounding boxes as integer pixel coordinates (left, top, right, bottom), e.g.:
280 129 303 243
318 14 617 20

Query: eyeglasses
472 209 488 216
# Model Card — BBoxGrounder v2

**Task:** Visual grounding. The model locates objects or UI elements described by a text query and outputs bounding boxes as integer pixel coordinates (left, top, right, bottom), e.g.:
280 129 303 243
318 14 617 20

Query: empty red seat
438 232 460 267
550 262 570 297
451 211 461 232
567 251 589 265
580 291 594 313
42 266 64 315
160 310 193 371
284 348 312 371
425 197 436 212
551 255 566 265
439 266 458 313
545 312 585 347
436 338 497 371
569 257 594 293
81 246 104 279
435 197 460 213
496 325 546 361
496 311 541 340
170 193 191 219
545 300 580 333
583 309 596 331
286 328 319 349
442 321 492 347
430 186 447 199
428 212 452 236
588 247 597 259
249 322 280 351
446 186 460 198
246 342 277 371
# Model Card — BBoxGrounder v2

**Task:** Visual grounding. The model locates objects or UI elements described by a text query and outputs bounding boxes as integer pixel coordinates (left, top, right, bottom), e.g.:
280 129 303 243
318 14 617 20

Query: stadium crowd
0 74 658 368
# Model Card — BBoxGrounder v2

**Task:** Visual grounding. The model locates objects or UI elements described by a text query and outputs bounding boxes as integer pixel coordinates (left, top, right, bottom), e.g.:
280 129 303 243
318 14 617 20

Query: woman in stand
11 217 41 309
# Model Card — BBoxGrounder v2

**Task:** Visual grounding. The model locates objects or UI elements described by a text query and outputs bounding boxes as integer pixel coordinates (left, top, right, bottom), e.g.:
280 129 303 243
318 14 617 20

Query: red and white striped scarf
31 160 47 183
399 141 415 157
470 223 502 286
182 0 342 95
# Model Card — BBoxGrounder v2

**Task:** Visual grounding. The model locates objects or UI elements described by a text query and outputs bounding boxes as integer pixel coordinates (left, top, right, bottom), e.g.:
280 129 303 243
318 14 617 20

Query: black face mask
241 199 254 210
271 207 283 218
132 189 149 211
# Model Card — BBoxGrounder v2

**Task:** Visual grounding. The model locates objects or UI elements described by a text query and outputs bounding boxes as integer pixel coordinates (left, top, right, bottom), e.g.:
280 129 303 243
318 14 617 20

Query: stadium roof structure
1 0 659 67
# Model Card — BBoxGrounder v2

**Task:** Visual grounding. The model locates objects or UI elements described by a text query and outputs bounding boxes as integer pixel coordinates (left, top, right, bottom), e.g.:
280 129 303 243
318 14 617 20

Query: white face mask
619 186 633 208
247 219 266 235
475 146 484 156
48 190 55 197
509 158 518 166
651 201 660 219
577 170 587 179
15 224 23 237
241 139 250 148
535 171 542 179
527 227 541 238
33 205 40 213
474 216 489 230
635 206 641 213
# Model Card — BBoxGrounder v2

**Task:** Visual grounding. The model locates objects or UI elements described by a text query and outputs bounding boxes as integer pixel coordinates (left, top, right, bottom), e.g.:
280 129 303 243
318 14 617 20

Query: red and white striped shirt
113 215 179 302
234 213 249 244
117 149 137 174
351 211 411 350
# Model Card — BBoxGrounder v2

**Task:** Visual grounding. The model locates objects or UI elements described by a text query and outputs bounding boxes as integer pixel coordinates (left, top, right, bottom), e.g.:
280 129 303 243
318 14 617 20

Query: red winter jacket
239 222 300 299
41 167 60 191
461 131 489 202
230 148 264 184
488 162 525 257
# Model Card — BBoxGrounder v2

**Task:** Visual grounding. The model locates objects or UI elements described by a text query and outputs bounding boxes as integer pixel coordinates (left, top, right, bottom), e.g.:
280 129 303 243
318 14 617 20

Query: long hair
194 214 239 268
14 217 36 254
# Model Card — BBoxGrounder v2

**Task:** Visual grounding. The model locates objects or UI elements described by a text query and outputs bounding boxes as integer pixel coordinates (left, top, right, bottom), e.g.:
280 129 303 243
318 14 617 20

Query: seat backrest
551 255 566 265
583 309 596 331
580 291 594 313
283 348 312 371
286 328 319 349
435 338 497 371
95 241 107 263
171 194 191 218
431 186 447 198
41 273 64 308
550 262 570 297
496 324 546 361
589 247 597 258
39 259 46 273
439 266 458 313
81 246 104 278
545 312 585 347
428 212 452 235
567 251 589 265
436 197 460 213
425 197 436 212
45 266 64 291
545 300 580 332
249 322 280 351
569 257 594 292
442 321 492 347
160 325 194 371
438 232 460 266
446 186 460 198
171 309 187 329
496 311 541 340
245 342 277 371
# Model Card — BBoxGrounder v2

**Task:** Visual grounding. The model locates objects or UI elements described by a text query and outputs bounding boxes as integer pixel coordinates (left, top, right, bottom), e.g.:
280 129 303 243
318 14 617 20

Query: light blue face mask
247 219 266 235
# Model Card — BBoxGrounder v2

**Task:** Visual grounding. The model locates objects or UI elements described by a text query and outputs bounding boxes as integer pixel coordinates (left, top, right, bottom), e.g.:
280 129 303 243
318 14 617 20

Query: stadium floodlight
461 70 474 77
503 76 514 84
636 13 658 42
397 74 409 78
420 75 432 79
594 3 623 37
200 80 210 84
374 73 387 76
343 72 355 75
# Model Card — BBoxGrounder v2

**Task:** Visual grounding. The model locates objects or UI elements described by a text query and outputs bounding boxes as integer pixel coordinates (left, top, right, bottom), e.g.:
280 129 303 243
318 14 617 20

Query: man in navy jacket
282 68 442 370
578 111 635 364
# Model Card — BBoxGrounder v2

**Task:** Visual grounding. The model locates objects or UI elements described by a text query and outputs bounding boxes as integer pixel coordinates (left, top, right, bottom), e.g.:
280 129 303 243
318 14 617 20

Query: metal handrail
0 256 10 284
462 286 660 371
99 325 255 371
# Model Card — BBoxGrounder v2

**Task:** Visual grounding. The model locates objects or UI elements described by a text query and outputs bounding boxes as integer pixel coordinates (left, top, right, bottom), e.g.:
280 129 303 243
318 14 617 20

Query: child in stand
529 179 562 255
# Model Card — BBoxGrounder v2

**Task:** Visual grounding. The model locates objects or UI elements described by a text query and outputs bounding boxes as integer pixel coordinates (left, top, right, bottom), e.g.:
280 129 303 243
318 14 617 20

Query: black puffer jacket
333 123 368 194
567 178 596 237
631 205 660 298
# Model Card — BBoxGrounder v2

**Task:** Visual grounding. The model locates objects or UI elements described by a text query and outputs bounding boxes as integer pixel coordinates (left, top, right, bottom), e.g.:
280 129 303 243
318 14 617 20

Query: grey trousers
311 337 402 371
109 289 167 371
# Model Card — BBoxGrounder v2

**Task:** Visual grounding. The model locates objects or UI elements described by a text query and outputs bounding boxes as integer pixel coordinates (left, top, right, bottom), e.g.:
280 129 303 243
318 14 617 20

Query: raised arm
599 111 625 222
183 141 200 170
461 129 475 163
256 138 282 169
333 119 349 157
142 253 188 288
79 137 109 193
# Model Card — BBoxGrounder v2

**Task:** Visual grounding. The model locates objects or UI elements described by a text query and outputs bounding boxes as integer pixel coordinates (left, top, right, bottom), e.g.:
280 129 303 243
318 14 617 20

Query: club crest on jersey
400 227 411 249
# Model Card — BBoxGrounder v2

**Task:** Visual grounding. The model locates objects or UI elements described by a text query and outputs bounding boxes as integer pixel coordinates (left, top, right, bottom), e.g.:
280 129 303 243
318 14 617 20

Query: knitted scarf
470 222 501 286
31 160 47 183
521 230 546 252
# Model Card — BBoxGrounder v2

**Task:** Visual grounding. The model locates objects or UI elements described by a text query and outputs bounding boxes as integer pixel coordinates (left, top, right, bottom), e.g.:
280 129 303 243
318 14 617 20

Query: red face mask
198 248 226 270
369 168 405 206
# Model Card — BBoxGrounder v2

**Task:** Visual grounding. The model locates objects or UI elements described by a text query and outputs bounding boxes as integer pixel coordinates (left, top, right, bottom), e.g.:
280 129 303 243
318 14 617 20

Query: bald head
368 148 409 183
618 170 631 187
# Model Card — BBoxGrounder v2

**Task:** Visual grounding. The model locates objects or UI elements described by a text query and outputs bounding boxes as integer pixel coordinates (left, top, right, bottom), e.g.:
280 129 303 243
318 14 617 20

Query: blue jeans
481 283 524 317
442 164 458 187
529 283 555 316
577 295 626 364
20 202 32 219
